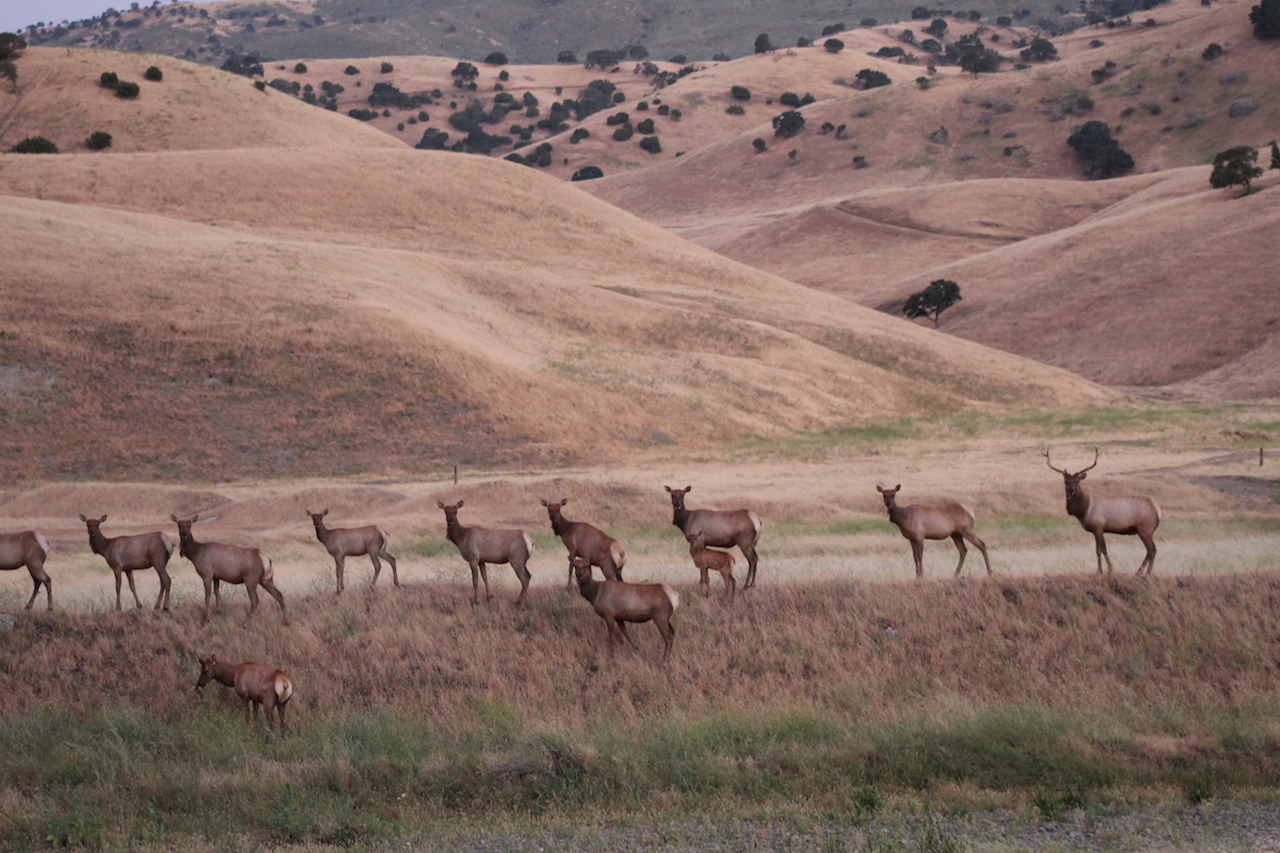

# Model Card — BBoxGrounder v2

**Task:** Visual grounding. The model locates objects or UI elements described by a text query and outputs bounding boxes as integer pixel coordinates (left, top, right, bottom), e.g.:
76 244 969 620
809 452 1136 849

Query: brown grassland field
1 2 1280 849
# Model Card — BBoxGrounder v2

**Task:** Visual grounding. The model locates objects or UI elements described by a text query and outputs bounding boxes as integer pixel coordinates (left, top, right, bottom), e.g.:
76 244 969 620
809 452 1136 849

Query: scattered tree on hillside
381 62 394 73
0 60 15 93
450 61 478 85
959 48 1002 76
344 65 360 75
731 85 751 101
903 279 962 327
0 32 26 61
1201 42 1223 60
1020 37 1058 61
856 69 891 89
571 165 604 181
772 110 806 137
484 51 508 65
1270 140 1280 170
752 137 767 152
145 66 162 81
557 50 577 63
754 33 774 53
1209 145 1263 194
1066 120 1134 179
86 130 112 150
1250 0 1280 37
10 136 58 154
824 38 845 53
221 55 263 77
926 18 948 36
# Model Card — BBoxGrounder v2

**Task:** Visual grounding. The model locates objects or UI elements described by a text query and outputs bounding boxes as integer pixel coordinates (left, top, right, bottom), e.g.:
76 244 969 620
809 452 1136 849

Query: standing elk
437 500 534 606
1043 447 1161 576
196 654 294 732
79 514 175 611
540 498 626 586
570 554 679 663
876 486 992 579
170 515 289 625
305 509 399 594
664 485 763 588
686 531 736 602
0 530 52 610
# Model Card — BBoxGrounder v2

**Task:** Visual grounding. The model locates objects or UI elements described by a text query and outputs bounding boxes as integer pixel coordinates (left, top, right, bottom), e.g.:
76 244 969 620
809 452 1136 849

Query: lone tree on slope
903 279 962 327
1209 145 1263 195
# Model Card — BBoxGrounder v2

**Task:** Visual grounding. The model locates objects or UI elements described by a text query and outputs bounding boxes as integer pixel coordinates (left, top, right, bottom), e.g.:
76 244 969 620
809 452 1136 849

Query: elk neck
86 526 109 556
575 570 601 603
549 511 571 538
885 501 909 528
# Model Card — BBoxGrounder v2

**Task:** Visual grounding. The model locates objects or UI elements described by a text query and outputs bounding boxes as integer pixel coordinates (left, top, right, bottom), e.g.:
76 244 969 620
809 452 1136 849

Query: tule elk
196 654 294 732
541 498 626 586
438 500 534 606
570 555 679 663
686 531 736 602
0 530 52 610
305 509 399 594
876 485 992 579
170 515 289 624
664 486 763 588
79 514 175 611
1043 448 1161 575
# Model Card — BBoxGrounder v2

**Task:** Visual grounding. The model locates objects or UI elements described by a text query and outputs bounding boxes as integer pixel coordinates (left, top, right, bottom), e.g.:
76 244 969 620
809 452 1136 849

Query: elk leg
201 577 214 623
655 617 675 663
334 554 345 595
277 701 287 734
244 582 262 622
1094 532 1113 574
910 539 925 579
963 532 993 576
467 558 481 605
742 544 759 589
478 561 492 603
380 549 399 586
125 569 142 609
155 566 171 610
723 569 736 603
951 533 970 578
699 564 711 596
511 558 530 608
24 570 42 610
566 557 574 590
369 553 381 587
261 578 289 625
113 569 124 611
244 698 254 727
213 578 223 613
615 619 640 651
1138 533 1157 576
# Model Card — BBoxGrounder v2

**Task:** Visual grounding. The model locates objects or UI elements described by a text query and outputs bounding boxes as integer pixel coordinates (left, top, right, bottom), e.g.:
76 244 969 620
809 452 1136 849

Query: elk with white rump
0 530 52 610
79 514 175 611
306 509 399 594
1043 447 1161 575
196 654 294 732
570 554 679 663
664 485 763 588
437 500 534 606
540 498 626 586
170 515 289 624
876 485 992 579
686 531 736 602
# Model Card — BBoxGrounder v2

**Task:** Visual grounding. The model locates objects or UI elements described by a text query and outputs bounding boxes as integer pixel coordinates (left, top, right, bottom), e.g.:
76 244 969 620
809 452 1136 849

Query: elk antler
1073 447 1100 477
1041 448 1068 474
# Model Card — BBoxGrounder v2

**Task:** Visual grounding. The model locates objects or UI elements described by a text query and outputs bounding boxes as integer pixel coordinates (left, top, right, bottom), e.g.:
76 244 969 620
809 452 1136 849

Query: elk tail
961 504 976 525
748 511 764 546
35 533 51 557
162 534 175 557
261 554 274 582
665 585 680 613
380 530 391 551
523 532 535 556
611 541 626 570
275 674 294 705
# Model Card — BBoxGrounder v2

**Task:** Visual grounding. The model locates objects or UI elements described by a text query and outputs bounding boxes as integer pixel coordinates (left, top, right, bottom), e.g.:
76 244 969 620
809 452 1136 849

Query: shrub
1202 42 1224 59
731 85 751 101
635 101 649 110
927 17 948 35
557 51 577 63
824 38 845 53
1020 37 1058 61
0 32 26 61
85 131 112 150
903 279 961 326
100 71 119 88
637 118 655 134
1089 39 1105 47
726 104 746 115
639 135 661 153
504 152 527 165
10 136 58 153
1209 145 1262 193
348 108 378 121
606 112 629 126
917 76 932 89
755 33 774 53
1228 98 1257 117
571 165 604 181
752 137 767 152
484 52 508 65
1250 0 1280 37
772 110 806 137
144 66 162 82
499 70 509 81
612 124 634 141
779 92 801 107
657 104 670 115
294 62 307 73
415 128 450 149
856 69 891 88
344 65 360 75
115 81 140 98
852 154 868 168
1066 120 1134 178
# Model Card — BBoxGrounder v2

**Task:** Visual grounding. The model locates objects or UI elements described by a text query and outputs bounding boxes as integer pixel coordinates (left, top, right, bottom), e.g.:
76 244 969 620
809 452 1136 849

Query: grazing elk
571 555 679 663
196 654 294 732
1043 448 1161 576
305 509 399 594
664 485 763 588
686 531 736 602
170 515 289 625
540 498 626 586
876 486 992 579
437 500 534 606
0 530 52 610
79 514 175 611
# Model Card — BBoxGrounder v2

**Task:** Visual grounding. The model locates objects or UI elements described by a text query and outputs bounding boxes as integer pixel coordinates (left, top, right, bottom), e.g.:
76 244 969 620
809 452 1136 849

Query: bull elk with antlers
1043 448 1161 576
877 485 992 579
79 514 175 611
0 530 52 610
438 500 534 606
541 498 626 586
306 509 399 594
664 486 763 588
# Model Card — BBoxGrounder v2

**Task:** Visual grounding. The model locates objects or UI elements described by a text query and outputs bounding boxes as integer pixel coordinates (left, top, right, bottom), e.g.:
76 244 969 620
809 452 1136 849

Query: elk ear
170 514 180 523
540 499 548 507
437 501 445 509
100 515 108 523
560 498 568 505
456 499 464 508
322 509 329 517
79 514 88 522
664 485 672 493
1078 472 1087 481
875 486 883 493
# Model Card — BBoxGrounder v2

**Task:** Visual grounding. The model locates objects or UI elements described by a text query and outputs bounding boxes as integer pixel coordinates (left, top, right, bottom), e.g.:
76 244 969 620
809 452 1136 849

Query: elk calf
877 485 991 579
686 531 736 602
665 485 763 588
541 498 626 586
1043 448 1161 575
171 515 289 625
79 514 175 611
571 555 679 663
306 509 398 594
0 530 52 610
196 654 294 732
438 501 533 606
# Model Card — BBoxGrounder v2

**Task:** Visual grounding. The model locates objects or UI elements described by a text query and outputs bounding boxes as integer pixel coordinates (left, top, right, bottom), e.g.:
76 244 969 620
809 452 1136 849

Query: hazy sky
0 0 236 35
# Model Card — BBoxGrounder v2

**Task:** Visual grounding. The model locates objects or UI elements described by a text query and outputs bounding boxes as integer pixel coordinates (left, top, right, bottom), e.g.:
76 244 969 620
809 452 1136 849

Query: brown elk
540 498 626 586
170 515 289 625
1043 447 1161 576
0 530 52 610
570 555 679 663
79 514 175 611
437 500 534 606
876 486 992 579
664 485 763 588
196 654 294 732
305 509 399 594
686 531 736 602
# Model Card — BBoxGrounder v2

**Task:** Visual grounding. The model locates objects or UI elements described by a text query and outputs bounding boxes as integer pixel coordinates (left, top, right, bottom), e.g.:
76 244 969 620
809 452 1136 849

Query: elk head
195 654 218 690
664 485 692 509
875 485 902 509
437 500 463 527
78 513 108 531
305 508 330 524
1043 447 1099 500
540 498 568 519
570 554 592 585
170 514 198 539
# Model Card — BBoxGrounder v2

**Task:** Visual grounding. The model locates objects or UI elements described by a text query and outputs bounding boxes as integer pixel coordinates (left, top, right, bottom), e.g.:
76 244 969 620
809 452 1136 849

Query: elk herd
0 451 1164 727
